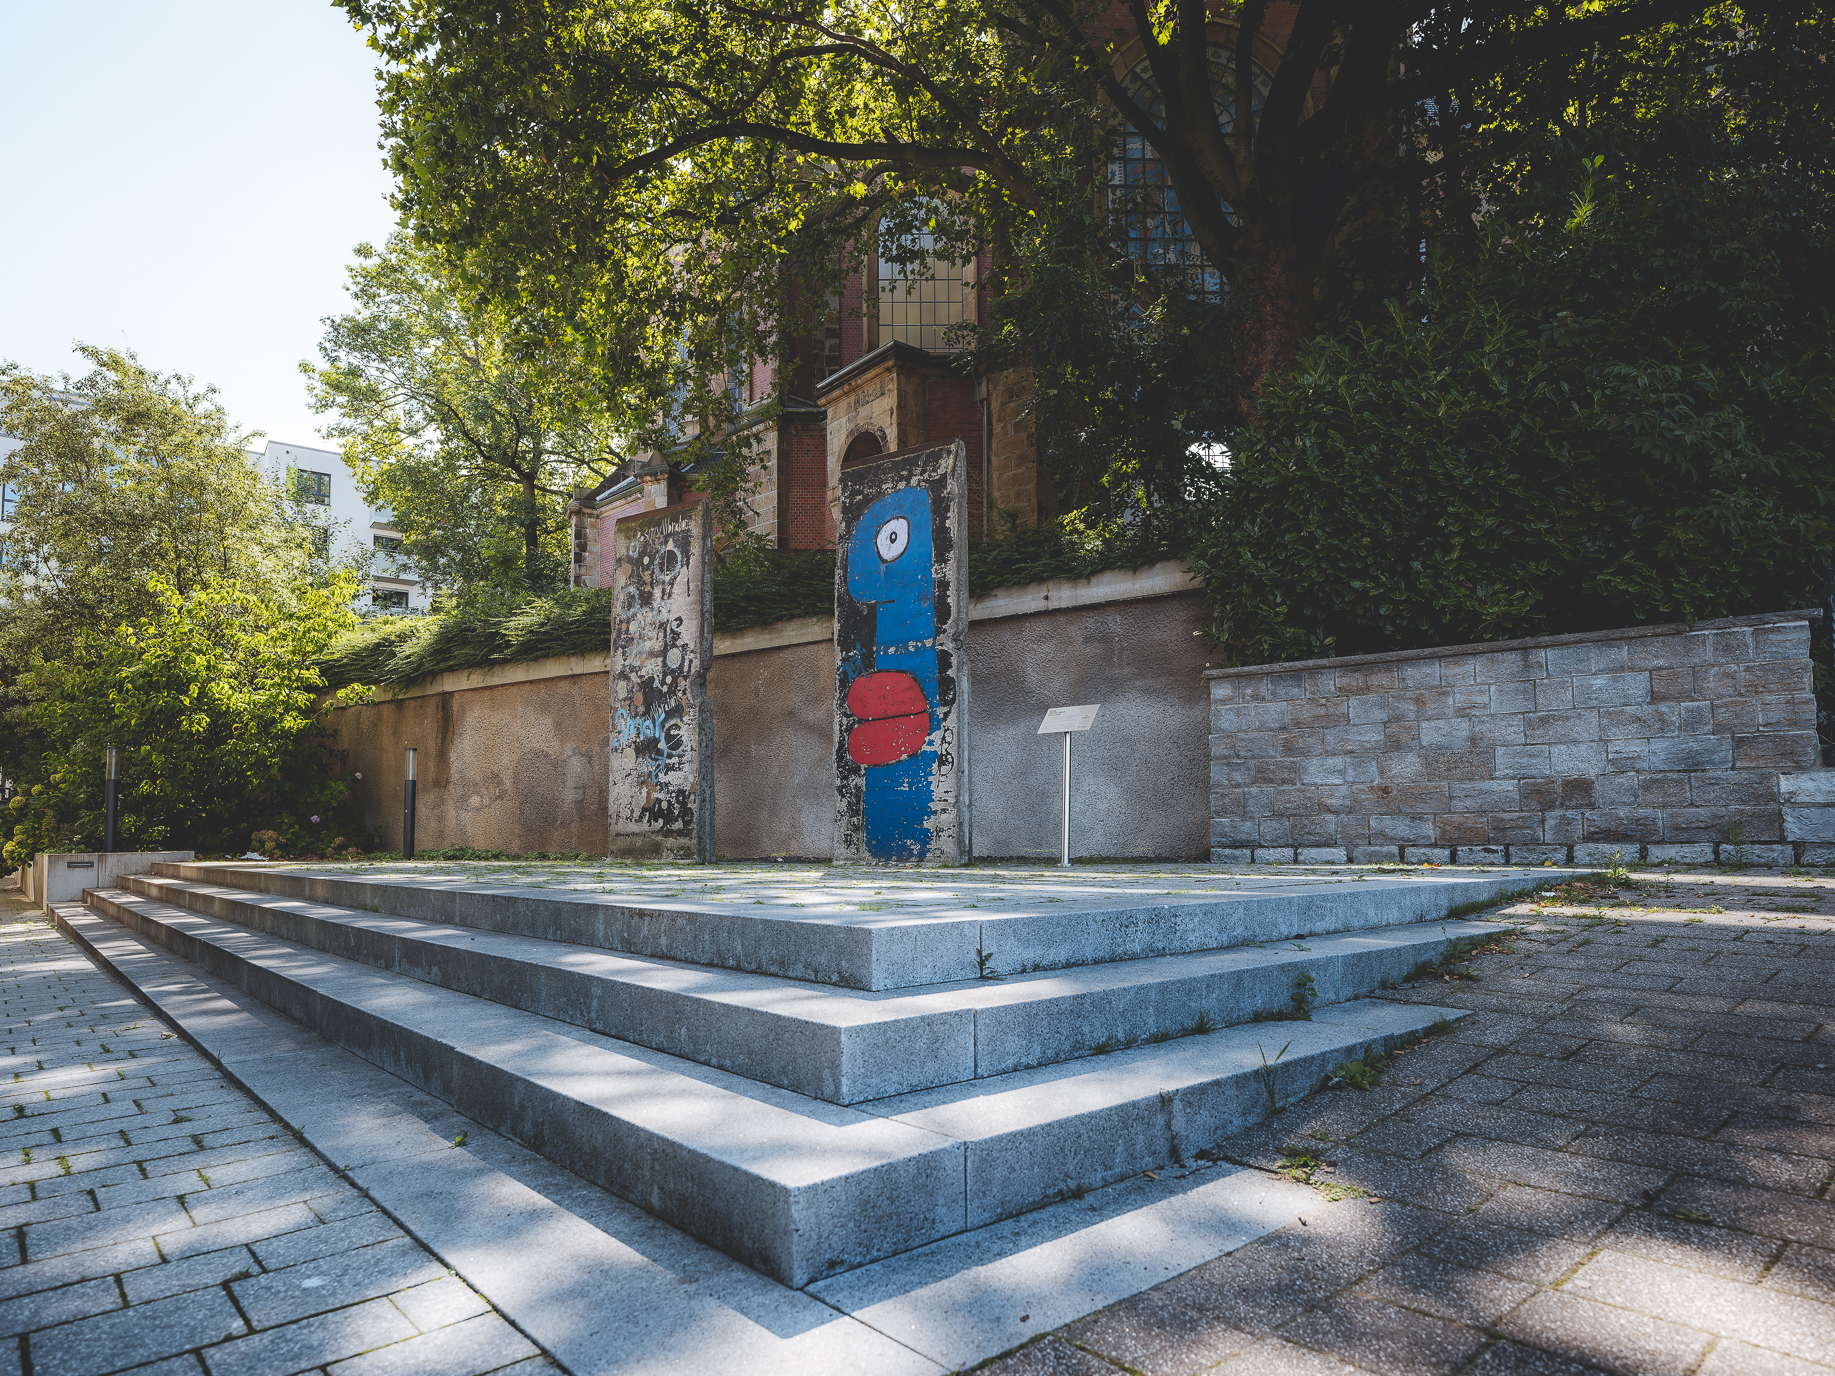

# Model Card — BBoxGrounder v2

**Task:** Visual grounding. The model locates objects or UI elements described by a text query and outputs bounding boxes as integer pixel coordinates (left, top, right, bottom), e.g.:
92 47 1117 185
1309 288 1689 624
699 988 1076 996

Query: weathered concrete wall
332 656 612 855
970 591 1212 860
331 562 1213 860
1206 610 1833 867
709 636 836 858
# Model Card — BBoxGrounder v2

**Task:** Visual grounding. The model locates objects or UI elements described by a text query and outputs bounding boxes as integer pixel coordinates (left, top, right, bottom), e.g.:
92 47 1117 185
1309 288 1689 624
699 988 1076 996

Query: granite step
148 859 1552 990
123 871 1502 1104
71 887 1464 1286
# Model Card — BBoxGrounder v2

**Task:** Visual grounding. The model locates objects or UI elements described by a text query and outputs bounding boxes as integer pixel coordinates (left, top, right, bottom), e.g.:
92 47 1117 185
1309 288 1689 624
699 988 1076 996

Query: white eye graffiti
874 516 911 564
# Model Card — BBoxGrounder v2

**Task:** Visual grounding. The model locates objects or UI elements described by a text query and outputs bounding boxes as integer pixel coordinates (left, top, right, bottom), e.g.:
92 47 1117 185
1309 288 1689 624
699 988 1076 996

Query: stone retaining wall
1205 611 1832 867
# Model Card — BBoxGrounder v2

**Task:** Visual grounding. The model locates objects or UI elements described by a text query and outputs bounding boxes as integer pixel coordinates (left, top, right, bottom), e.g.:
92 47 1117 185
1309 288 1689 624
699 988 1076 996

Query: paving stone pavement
977 867 1835 1376
0 890 558 1376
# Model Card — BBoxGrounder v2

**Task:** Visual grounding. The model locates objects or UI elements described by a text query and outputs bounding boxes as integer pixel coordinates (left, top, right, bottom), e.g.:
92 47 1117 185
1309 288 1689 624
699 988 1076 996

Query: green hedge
317 523 1184 690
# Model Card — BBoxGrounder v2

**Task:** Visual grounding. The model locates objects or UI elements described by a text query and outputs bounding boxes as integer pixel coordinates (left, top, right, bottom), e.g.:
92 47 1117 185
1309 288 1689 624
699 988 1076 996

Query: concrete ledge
966 560 1198 623
1202 608 1823 680
27 850 194 911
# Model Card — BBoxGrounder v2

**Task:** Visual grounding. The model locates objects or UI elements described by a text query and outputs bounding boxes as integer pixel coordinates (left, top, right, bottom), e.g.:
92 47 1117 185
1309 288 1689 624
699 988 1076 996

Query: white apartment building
260 440 430 612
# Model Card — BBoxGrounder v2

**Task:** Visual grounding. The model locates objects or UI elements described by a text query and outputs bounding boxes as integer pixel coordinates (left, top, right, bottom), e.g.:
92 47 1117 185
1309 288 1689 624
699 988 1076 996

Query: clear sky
1 1 399 450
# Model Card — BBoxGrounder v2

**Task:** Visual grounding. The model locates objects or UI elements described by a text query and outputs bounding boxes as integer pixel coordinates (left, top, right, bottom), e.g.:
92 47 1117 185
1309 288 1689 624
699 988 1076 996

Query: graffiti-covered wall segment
834 442 969 865
609 502 715 859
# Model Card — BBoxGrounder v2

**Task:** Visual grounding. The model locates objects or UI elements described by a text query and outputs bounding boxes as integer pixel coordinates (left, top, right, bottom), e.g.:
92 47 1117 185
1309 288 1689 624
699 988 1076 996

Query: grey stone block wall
1206 612 1831 865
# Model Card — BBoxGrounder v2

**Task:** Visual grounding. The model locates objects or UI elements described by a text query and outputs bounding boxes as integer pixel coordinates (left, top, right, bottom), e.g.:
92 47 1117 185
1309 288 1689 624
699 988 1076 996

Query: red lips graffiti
846 671 930 766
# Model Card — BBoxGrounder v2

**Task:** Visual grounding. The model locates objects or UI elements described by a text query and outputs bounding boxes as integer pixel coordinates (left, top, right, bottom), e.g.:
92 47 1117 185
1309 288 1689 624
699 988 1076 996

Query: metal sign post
1037 705 1100 867
402 747 418 860
103 746 120 854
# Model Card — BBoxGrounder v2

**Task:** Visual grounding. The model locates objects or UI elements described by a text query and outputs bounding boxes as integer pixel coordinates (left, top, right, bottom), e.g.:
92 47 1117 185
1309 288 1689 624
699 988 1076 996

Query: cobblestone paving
0 892 557 1376
982 867 1835 1376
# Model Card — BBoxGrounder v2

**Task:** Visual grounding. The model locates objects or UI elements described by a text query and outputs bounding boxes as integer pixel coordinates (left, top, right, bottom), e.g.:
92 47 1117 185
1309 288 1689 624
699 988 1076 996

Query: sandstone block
1580 810 1663 842
1545 644 1595 676
1634 774 1690 809
1626 632 1712 668
1420 717 1475 750
1294 847 1348 864
1433 812 1490 845
1450 780 1520 812
1288 697 1349 729
1425 749 1496 781
1689 771 1778 806
1524 709 1600 744
1706 627 1754 663
1732 732 1818 770
1783 807 1835 842
1606 737 1733 772
1658 808 1725 843
1508 845 1569 865
1739 661 1812 696
1645 844 1714 864
1404 847 1452 864
1474 649 1546 683
1726 843 1793 866
1487 813 1545 844
1368 814 1435 845
1388 688 1454 721
1600 704 1679 740
1779 772 1835 805
1752 622 1810 660
1456 845 1507 865
1349 847 1401 863
1243 671 1307 702
1494 745 1553 778
1572 672 1652 708
1535 678 1575 712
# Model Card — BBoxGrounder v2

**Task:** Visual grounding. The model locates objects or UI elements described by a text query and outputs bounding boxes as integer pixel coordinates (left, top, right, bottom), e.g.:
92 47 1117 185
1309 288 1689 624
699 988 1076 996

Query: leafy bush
5 575 375 866
1192 143 1834 667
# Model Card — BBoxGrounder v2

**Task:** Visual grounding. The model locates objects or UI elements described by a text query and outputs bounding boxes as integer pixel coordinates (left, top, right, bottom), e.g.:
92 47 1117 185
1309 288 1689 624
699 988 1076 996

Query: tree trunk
523 473 540 589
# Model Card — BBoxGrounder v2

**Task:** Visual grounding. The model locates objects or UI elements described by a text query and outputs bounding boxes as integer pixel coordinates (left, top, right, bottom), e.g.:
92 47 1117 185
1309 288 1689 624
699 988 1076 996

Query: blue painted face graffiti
842 486 939 859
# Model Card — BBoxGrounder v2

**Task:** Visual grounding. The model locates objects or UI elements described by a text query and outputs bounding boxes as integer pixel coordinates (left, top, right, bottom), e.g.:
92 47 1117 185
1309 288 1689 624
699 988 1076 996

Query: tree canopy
334 2 1827 456
0 346 299 672
1193 132 1835 662
304 235 626 601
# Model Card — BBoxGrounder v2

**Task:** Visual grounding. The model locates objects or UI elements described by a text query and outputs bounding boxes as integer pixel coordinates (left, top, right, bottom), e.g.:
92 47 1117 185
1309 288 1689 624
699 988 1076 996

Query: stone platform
61 860 1566 1292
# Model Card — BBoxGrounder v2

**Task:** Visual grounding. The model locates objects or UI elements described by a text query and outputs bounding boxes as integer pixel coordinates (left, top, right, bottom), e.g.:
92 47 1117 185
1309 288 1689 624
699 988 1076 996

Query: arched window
1109 47 1272 298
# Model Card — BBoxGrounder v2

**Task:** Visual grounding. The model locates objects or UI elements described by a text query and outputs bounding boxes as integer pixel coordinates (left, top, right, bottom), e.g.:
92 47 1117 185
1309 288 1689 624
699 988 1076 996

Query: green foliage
312 519 1190 689
0 346 301 674
304 236 625 600
1193 136 1835 666
315 589 617 691
4 575 374 867
711 549 836 630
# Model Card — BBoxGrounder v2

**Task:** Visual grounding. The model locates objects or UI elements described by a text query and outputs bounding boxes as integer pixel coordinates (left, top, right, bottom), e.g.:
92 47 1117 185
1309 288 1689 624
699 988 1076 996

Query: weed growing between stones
1329 1056 1386 1090
1276 1146 1372 1202
1253 971 1317 1021
1256 1040 1292 1115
